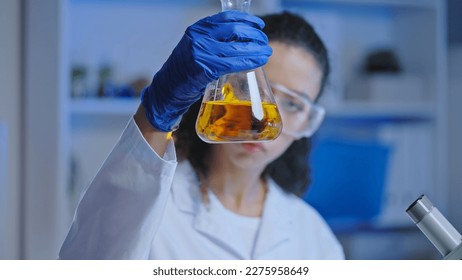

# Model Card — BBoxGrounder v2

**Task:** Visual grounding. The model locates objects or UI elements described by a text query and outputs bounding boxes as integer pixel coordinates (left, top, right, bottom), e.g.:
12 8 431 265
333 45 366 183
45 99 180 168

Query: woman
59 11 344 260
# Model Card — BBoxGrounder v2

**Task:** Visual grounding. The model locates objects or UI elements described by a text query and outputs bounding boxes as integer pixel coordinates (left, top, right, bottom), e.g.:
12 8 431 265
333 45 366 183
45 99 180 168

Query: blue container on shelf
304 138 390 232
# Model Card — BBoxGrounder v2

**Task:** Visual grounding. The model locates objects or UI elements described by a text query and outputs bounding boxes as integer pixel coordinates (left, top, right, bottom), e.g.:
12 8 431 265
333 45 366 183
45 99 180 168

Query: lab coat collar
171 161 293 259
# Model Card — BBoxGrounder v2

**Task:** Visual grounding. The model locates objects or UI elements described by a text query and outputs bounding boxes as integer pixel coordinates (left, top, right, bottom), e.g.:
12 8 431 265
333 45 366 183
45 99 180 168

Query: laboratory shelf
283 0 437 9
70 98 140 116
70 97 434 120
325 101 435 121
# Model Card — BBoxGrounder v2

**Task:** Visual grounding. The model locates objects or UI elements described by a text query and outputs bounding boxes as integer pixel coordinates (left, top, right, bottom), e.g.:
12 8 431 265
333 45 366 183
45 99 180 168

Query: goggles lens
271 82 325 138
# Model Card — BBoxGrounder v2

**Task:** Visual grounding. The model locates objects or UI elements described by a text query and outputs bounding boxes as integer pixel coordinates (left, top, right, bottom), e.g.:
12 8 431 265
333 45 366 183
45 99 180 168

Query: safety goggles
270 82 325 139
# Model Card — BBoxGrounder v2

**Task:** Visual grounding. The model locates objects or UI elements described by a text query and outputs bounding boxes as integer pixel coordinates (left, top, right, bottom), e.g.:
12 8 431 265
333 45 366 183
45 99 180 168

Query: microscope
406 195 462 260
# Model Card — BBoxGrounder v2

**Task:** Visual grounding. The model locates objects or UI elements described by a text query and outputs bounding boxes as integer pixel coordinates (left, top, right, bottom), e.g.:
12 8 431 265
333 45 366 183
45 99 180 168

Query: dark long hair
174 11 329 197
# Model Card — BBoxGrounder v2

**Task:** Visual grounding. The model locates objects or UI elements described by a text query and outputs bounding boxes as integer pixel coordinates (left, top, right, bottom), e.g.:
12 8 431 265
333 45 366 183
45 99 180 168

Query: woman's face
211 41 323 172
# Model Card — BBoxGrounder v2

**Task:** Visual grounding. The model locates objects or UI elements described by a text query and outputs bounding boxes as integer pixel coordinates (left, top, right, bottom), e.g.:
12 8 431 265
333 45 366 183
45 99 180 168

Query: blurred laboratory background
0 0 461 260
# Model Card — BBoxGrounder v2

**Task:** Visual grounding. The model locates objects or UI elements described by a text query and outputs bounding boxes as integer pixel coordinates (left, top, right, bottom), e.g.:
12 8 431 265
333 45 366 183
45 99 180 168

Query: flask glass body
195 0 282 143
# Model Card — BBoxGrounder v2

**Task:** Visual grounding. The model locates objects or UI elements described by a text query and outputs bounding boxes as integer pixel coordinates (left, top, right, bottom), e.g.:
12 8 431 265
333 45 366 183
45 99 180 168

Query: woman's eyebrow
284 86 313 103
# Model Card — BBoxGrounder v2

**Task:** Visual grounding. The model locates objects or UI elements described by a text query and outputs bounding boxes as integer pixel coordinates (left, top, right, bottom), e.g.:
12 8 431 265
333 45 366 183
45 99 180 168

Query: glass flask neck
221 0 251 13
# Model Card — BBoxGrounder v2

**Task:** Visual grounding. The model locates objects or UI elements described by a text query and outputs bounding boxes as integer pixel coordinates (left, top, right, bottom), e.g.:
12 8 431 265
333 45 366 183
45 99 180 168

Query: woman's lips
241 143 265 152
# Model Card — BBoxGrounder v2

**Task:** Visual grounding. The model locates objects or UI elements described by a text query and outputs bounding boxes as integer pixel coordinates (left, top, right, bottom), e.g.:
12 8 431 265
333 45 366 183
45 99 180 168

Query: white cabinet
63 0 447 259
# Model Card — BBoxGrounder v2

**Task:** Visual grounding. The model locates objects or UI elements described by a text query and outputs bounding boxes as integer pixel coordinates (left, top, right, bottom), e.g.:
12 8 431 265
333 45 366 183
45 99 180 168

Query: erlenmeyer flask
195 0 282 143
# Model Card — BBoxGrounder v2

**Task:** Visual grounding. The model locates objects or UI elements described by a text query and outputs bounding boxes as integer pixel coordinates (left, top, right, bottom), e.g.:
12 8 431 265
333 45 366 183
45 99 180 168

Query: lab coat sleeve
59 117 177 259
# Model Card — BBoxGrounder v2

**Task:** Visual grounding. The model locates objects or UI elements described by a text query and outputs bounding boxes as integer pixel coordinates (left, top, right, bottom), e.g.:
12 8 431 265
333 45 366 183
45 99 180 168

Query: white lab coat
59 118 344 260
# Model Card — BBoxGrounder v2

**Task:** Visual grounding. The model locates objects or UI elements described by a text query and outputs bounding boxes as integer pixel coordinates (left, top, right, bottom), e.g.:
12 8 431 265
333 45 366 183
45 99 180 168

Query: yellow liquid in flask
196 100 282 142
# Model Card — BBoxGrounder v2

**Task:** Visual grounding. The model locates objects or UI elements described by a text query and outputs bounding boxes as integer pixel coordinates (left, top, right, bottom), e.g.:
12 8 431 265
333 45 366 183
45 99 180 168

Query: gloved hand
141 11 272 132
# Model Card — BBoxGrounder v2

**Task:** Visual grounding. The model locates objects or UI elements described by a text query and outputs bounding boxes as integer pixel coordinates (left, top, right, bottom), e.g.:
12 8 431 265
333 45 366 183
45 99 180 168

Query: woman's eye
280 98 304 113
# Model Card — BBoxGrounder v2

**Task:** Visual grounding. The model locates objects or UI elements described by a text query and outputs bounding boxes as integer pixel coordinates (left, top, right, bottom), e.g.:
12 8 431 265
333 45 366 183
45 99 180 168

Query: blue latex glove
141 11 272 132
